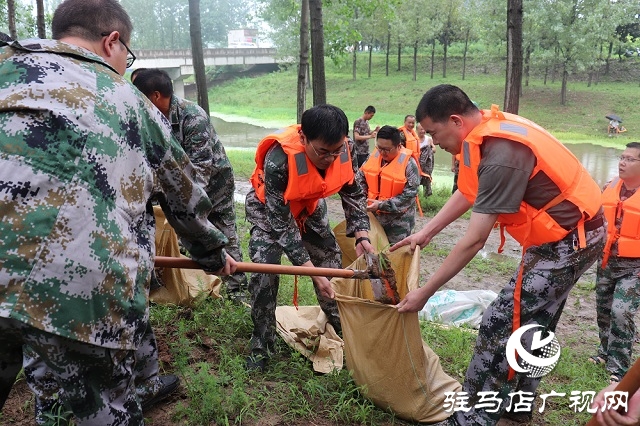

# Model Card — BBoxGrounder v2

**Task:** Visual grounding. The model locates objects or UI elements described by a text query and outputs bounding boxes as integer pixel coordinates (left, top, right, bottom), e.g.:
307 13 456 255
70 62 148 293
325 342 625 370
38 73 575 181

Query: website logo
506 323 561 378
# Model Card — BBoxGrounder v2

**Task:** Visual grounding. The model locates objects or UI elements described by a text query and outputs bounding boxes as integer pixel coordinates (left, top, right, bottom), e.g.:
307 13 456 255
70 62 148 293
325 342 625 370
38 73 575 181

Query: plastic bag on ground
419 289 498 328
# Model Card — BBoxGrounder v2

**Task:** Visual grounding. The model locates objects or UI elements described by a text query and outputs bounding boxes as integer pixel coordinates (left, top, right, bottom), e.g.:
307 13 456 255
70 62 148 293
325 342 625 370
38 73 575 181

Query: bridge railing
135 48 278 59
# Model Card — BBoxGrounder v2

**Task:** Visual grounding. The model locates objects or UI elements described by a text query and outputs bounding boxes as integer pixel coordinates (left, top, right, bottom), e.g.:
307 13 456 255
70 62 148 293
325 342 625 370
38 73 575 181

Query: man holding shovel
391 84 605 425
245 104 374 371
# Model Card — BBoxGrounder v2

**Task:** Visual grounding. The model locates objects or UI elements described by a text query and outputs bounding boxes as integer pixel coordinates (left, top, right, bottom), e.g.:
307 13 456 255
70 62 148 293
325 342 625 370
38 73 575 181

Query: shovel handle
154 256 368 279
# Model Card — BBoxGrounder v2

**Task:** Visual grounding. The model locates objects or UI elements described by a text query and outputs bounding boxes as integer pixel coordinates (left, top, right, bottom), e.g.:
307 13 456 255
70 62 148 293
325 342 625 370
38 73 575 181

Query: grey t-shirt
473 137 582 229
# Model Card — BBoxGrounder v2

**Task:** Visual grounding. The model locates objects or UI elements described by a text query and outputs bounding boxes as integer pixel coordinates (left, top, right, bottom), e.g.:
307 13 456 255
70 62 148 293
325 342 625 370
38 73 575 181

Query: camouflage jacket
168 95 234 196
356 157 420 228
352 117 372 155
0 39 228 350
245 144 370 265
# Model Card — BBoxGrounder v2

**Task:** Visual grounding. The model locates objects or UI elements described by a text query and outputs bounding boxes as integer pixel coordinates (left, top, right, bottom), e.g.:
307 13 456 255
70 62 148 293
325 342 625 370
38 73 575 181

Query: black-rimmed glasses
376 145 396 154
101 32 136 68
309 141 347 159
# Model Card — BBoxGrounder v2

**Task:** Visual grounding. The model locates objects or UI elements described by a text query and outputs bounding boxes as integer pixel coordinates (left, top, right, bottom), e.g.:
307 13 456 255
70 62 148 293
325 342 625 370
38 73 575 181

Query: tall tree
504 0 523 113
189 0 209 115
7 0 16 39
36 0 45 38
297 0 310 122
309 0 326 105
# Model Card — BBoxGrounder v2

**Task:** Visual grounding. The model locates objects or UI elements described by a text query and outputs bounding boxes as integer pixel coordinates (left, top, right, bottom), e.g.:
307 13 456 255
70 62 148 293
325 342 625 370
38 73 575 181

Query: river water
211 115 624 189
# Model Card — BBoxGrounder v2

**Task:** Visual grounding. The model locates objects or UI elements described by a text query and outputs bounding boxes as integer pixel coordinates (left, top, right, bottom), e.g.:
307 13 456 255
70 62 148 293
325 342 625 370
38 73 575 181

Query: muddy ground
2 191 638 425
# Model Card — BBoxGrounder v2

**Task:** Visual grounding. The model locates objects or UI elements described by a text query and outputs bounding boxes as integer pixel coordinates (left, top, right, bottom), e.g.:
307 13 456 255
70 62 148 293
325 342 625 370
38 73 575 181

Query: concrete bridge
131 48 285 97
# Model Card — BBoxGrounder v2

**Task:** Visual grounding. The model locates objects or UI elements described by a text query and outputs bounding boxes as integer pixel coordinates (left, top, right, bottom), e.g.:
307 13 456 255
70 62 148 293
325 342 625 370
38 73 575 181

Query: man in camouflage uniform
133 68 248 302
352 105 379 167
245 105 374 371
0 1 235 424
416 122 435 197
392 85 605 426
356 125 420 244
592 142 640 384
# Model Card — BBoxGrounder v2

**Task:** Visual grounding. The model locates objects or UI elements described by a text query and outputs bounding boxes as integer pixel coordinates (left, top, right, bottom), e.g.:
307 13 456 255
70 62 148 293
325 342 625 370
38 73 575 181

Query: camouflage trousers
452 225 605 426
22 322 162 423
247 225 342 356
0 318 142 426
595 256 640 379
419 149 434 193
374 210 415 245
208 192 248 294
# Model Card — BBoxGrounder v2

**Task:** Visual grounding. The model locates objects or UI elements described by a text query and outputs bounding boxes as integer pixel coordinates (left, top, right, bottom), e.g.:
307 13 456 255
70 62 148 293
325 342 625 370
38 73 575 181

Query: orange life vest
361 147 413 200
398 125 423 176
458 105 602 249
250 125 354 226
601 177 640 267
457 105 602 381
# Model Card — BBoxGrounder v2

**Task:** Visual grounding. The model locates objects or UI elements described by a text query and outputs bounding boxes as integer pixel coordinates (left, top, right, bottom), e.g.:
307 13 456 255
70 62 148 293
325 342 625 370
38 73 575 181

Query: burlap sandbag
333 246 462 424
275 305 343 374
151 206 221 306
332 212 389 266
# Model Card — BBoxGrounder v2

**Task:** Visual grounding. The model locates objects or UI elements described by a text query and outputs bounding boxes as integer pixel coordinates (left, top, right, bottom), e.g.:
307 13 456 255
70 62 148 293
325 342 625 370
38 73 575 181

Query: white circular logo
505 324 561 378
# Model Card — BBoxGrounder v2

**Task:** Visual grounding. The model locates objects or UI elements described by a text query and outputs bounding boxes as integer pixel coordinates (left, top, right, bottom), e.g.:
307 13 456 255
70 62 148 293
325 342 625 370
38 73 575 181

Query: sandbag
333 247 462 424
151 206 221 306
275 306 343 374
332 212 389 266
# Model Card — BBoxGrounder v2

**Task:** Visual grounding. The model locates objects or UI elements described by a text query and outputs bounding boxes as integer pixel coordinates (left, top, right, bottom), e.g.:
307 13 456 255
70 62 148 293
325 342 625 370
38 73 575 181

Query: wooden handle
585 358 640 425
154 256 368 279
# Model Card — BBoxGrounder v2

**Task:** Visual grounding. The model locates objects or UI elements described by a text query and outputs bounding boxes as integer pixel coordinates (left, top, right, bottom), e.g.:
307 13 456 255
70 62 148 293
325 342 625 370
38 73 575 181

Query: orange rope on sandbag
293 275 299 310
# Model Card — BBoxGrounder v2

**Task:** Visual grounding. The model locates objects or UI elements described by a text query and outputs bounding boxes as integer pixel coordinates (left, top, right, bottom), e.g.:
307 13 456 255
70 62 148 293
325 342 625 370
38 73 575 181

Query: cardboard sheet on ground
151 206 221 306
275 306 343 374
333 247 462 424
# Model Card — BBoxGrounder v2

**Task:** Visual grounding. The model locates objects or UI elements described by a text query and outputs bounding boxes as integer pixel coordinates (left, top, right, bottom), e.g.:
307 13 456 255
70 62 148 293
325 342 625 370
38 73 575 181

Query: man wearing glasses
358 125 420 244
244 104 374 371
592 142 640 386
0 0 235 424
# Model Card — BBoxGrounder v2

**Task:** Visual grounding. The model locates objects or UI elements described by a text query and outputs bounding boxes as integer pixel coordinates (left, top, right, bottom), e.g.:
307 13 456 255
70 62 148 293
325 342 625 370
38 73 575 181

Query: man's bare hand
312 276 335 299
395 288 432 313
213 254 237 276
390 228 431 252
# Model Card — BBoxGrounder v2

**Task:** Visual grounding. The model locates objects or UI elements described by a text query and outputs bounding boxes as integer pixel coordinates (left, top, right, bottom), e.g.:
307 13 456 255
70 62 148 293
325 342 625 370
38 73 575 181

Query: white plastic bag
419 289 498 328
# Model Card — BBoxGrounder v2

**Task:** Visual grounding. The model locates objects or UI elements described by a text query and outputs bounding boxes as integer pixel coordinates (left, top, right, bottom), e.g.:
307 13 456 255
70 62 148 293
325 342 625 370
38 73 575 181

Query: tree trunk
397 42 401 71
36 0 45 38
309 0 326 105
188 0 209 115
352 41 358 80
412 41 417 81
7 0 17 40
504 0 523 114
561 65 568 106
524 44 531 87
462 28 469 81
385 26 390 76
368 42 372 78
442 37 448 78
430 39 435 79
544 64 548 85
605 41 612 76
297 0 310 122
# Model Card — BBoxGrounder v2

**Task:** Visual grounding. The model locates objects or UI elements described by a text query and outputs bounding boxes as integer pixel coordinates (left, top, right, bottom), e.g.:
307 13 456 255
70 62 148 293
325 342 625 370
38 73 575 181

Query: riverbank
206 53 638 146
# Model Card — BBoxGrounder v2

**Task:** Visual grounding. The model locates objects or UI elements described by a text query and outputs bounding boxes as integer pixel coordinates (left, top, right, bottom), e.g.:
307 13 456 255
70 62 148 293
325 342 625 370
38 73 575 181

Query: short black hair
376 125 401 146
301 104 349 147
130 67 147 82
52 0 132 42
404 114 415 122
364 105 376 114
132 68 173 98
416 84 479 123
626 142 640 151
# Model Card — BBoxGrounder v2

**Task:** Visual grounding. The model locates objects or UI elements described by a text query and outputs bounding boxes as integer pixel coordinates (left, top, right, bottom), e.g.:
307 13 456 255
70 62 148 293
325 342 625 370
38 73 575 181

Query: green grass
209 52 640 146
